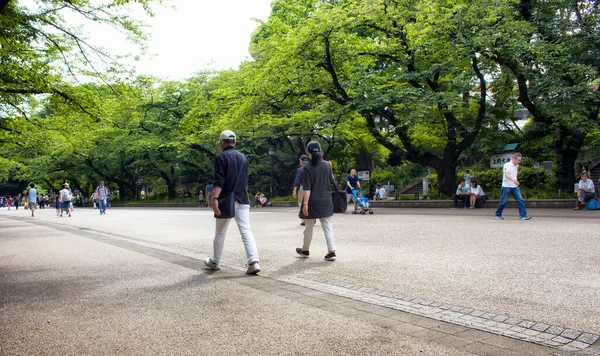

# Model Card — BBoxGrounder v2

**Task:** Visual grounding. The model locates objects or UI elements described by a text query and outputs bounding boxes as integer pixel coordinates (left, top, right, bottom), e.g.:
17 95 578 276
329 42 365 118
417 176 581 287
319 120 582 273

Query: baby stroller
351 189 373 215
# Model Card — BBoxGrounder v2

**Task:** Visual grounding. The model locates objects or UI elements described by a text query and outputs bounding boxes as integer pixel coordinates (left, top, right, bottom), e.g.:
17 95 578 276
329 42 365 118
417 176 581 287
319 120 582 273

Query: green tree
0 0 158 185
485 0 600 189
248 0 498 196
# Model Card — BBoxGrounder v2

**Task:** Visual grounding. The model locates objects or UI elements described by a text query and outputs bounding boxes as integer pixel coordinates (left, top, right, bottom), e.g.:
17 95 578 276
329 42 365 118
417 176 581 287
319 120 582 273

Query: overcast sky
125 0 272 80
125 0 272 79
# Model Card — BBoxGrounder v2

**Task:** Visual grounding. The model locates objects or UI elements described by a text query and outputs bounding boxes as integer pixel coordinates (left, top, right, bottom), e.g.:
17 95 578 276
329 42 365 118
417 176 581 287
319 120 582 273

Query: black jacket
213 146 250 205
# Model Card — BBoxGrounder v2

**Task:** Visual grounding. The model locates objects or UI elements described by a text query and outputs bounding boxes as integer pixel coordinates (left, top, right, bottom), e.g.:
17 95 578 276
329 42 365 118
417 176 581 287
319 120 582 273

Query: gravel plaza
1 206 599 355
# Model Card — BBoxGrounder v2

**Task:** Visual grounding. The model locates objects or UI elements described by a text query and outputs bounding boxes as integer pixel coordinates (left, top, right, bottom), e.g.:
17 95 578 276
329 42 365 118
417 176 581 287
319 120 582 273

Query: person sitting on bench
468 179 487 209
453 179 471 209
574 172 595 210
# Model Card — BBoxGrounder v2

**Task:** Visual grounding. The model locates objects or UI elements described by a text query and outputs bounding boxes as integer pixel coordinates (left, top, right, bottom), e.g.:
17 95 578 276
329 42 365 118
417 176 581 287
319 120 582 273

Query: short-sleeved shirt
502 161 518 188
346 174 359 194
471 185 485 196
302 161 334 219
97 186 108 200
578 179 595 193
27 188 37 203
456 184 471 194
376 188 387 199
213 146 250 205
464 173 471 185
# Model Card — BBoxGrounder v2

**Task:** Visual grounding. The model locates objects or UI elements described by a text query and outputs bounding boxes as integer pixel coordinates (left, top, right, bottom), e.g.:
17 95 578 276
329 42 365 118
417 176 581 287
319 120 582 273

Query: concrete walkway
1 207 599 355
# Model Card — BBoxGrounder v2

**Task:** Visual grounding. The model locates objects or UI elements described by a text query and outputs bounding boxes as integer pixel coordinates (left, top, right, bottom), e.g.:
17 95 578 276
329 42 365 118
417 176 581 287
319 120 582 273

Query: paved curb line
274 274 599 353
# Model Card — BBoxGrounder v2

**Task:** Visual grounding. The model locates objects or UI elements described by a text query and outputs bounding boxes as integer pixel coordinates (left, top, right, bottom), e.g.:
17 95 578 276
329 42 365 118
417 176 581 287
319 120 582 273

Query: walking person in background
37 193 43 209
7 196 12 210
26 183 37 217
495 153 532 220
204 130 261 275
59 183 72 217
293 154 310 226
55 187 62 216
345 169 360 210
96 181 109 215
464 169 471 186
13 195 19 210
296 140 337 261
205 183 214 208
91 189 98 209
198 190 206 207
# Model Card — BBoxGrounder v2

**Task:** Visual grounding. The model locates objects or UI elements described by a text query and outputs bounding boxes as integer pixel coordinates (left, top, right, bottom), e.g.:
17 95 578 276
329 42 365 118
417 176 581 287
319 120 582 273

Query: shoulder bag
331 178 347 214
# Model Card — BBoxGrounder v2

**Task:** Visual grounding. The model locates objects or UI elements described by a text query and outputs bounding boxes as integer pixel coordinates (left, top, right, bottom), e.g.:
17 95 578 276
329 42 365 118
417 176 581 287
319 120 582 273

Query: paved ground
1 206 599 355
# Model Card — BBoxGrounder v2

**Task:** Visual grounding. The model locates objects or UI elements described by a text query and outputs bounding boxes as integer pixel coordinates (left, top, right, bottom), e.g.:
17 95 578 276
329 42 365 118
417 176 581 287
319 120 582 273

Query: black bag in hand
331 179 347 214
215 191 236 219
213 155 244 220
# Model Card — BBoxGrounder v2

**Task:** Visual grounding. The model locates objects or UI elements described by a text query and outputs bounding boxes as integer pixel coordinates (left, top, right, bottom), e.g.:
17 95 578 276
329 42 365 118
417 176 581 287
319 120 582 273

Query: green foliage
370 163 424 189
2 0 599 200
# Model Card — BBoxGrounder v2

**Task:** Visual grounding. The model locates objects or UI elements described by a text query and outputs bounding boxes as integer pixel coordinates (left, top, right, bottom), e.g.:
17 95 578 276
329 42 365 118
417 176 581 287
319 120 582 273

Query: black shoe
324 251 336 261
296 248 309 258
300 221 305 226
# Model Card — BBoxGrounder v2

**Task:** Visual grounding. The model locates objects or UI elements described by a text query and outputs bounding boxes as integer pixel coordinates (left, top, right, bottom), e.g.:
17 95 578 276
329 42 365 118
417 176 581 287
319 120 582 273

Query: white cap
219 130 236 141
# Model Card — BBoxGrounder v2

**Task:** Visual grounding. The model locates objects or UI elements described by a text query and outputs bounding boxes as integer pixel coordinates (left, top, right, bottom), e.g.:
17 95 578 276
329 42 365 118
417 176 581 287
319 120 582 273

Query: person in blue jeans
96 181 109 215
495 152 532 220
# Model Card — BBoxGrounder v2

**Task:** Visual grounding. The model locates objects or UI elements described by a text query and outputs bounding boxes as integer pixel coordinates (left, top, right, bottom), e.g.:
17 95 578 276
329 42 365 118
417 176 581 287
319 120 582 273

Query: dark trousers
453 194 470 208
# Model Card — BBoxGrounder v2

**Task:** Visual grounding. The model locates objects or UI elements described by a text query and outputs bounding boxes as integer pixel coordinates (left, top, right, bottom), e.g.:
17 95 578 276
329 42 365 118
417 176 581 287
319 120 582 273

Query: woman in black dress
297 141 337 261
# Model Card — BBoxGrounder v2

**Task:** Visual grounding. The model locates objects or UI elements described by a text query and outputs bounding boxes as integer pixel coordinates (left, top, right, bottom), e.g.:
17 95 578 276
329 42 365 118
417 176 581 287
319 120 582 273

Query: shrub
430 168 558 198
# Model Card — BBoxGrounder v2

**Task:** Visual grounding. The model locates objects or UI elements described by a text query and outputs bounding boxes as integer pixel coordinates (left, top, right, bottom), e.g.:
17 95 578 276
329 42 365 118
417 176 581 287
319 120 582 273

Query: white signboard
490 153 513 168
357 170 370 181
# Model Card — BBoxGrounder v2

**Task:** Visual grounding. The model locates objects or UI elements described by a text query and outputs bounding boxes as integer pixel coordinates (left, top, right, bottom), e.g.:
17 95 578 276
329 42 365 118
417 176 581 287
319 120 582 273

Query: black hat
306 141 322 153
299 155 309 162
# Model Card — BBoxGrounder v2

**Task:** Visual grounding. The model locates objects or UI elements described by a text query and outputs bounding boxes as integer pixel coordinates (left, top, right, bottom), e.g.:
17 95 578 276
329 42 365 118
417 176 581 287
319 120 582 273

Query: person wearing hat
296 140 337 261
293 154 310 226
204 130 261 275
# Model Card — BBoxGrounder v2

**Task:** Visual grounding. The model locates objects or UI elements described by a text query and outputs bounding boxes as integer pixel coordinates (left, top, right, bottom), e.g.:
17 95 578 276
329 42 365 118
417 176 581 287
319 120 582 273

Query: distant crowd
1 181 114 217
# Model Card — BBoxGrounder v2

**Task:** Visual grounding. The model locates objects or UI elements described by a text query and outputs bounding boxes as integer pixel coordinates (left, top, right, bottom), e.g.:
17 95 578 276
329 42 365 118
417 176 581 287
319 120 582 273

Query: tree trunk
433 151 458 198
166 179 177 200
0 0 10 12
554 128 585 191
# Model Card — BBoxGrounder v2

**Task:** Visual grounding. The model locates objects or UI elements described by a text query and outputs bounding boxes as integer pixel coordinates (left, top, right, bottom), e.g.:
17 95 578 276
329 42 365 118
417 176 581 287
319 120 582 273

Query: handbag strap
331 167 341 192
231 152 244 194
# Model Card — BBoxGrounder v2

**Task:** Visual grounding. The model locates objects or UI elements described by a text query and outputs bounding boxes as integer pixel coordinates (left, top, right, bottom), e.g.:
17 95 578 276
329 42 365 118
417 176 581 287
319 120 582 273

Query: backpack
586 198 600 210
61 189 71 202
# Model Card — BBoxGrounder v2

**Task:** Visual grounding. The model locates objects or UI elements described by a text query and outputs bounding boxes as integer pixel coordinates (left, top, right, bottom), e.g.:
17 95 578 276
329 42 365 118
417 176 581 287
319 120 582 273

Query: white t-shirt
578 179 595 193
376 188 387 199
471 185 485 196
502 161 518 188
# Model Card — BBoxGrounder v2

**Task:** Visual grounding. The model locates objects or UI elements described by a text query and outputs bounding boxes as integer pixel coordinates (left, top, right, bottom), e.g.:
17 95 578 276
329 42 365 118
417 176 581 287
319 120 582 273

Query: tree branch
458 55 487 151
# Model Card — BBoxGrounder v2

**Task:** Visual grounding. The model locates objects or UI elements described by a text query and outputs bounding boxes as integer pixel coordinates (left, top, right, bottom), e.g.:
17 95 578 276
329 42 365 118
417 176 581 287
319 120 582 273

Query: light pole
268 147 275 198
135 168 139 201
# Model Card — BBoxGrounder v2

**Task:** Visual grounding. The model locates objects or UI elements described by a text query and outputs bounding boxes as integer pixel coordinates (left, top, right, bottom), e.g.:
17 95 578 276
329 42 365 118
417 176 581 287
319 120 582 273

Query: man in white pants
205 130 261 275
